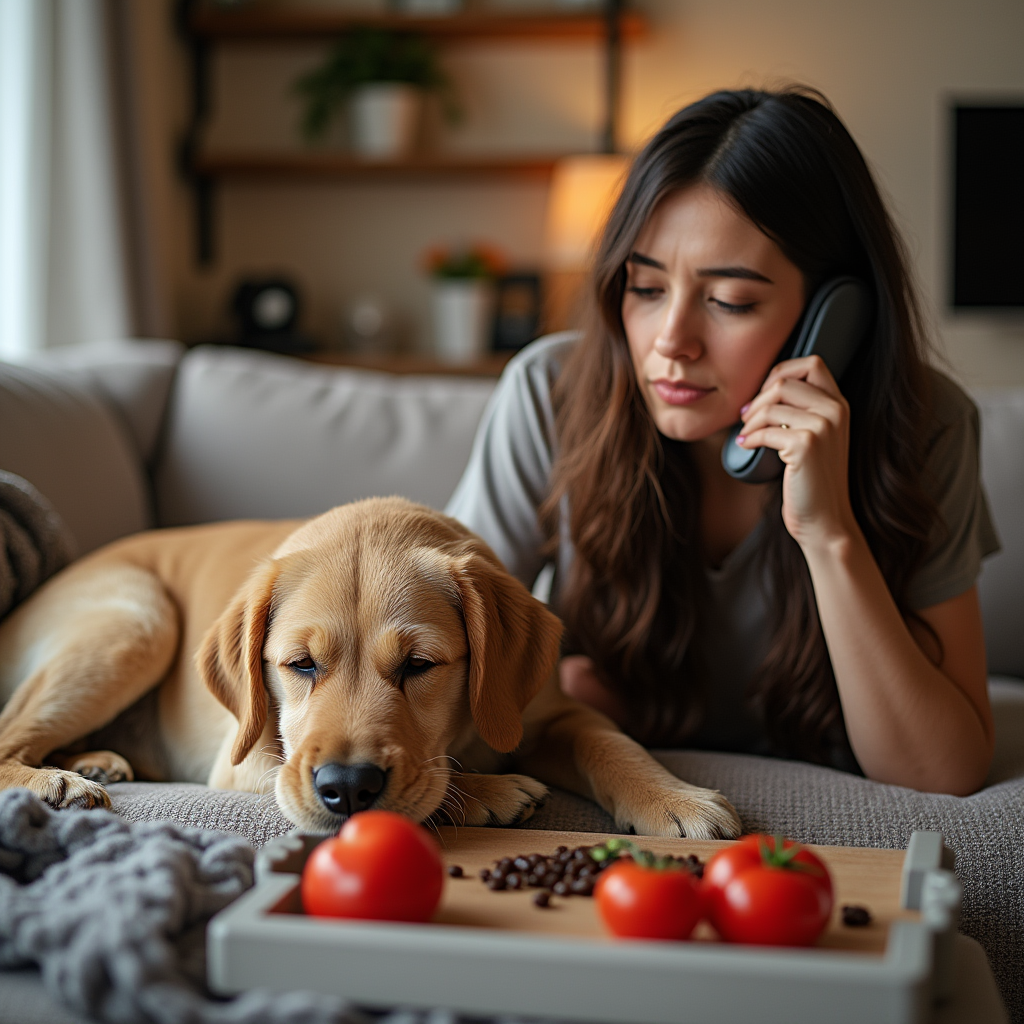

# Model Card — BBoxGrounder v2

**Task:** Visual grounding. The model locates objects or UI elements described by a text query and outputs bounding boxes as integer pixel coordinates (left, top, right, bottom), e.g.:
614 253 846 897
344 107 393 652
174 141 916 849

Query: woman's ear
196 558 278 766
450 545 563 753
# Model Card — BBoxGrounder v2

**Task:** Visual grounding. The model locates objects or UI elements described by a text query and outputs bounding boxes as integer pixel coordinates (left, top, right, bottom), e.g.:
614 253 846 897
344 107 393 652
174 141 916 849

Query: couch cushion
19 339 185 465
974 388 1024 678
0 360 151 556
153 346 496 526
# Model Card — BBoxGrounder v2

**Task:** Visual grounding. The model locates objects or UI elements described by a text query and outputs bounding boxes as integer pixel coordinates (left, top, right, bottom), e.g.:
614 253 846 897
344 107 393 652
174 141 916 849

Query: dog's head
197 497 562 833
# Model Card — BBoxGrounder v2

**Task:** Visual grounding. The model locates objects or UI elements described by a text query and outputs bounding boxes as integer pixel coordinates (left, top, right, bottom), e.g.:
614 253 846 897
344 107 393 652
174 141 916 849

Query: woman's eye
710 297 756 314
627 285 661 299
289 656 317 675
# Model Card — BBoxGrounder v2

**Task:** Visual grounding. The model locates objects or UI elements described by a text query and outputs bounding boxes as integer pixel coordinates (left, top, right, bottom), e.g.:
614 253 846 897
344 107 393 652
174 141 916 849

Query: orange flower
421 242 507 279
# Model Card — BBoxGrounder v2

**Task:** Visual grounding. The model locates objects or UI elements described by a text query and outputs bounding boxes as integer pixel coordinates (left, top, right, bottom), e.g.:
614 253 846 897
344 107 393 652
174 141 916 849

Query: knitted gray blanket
0 790 384 1024
0 470 74 619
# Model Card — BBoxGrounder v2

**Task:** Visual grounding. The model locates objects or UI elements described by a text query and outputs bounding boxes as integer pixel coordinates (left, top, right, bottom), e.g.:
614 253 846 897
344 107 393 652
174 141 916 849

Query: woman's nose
653 300 704 361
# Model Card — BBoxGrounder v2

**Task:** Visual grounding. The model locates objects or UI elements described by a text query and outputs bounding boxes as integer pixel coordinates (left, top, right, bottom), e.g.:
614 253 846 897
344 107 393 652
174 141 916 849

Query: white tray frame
207 830 960 1024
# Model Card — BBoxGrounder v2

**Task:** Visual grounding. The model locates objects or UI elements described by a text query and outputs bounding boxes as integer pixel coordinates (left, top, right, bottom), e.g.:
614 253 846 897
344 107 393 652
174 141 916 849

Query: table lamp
543 154 629 330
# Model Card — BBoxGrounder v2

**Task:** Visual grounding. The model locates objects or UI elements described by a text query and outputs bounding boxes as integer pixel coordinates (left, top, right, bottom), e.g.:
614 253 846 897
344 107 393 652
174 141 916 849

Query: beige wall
134 0 1024 385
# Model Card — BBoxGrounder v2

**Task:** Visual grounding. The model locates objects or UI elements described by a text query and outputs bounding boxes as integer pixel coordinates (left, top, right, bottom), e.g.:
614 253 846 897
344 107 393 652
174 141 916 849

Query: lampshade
544 154 630 272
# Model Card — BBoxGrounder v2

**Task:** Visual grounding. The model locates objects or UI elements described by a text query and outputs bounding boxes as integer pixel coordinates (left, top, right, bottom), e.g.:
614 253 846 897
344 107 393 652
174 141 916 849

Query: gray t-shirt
445 333 1001 755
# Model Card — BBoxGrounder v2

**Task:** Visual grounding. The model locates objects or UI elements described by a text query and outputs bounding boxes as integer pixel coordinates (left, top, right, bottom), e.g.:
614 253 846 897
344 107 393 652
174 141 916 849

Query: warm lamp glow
544 154 630 271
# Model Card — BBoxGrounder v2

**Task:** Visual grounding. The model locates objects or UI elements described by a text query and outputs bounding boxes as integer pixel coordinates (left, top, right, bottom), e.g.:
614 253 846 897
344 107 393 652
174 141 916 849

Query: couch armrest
0 358 152 555
974 387 1024 677
17 339 184 466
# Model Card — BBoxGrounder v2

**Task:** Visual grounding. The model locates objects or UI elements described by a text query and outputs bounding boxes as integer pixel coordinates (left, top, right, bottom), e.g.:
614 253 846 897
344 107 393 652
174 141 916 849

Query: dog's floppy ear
197 558 278 766
450 545 563 753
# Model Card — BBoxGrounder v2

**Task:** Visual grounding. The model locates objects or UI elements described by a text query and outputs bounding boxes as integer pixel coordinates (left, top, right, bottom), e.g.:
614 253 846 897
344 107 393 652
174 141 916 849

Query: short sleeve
906 373 1002 610
445 333 575 590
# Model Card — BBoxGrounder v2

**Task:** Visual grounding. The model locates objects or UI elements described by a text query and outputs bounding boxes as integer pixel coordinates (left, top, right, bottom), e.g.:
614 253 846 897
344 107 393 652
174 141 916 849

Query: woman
446 88 999 796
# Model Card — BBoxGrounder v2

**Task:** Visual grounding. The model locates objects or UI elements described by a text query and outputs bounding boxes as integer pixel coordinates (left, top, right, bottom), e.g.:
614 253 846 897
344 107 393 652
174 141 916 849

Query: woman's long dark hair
540 87 937 762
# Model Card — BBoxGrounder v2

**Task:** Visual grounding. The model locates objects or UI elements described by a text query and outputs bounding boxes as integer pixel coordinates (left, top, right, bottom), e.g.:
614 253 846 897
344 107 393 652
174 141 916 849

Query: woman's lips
651 379 715 406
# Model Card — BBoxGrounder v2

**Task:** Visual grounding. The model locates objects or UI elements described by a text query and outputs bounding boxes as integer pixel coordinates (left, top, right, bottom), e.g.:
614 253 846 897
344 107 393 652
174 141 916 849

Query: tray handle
899 830 955 910
255 830 325 881
899 831 962 1007
922 868 963 1004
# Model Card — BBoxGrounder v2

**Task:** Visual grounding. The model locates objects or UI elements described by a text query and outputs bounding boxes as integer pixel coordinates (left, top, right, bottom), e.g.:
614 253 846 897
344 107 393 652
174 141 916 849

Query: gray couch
1 340 1022 1023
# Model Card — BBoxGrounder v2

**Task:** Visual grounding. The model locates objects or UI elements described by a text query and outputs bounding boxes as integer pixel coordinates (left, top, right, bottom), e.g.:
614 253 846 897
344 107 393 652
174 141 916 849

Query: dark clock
231 278 315 353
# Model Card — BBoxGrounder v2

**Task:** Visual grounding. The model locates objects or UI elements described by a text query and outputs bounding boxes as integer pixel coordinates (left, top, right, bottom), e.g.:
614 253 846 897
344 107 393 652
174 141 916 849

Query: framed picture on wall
492 273 543 352
951 103 1024 310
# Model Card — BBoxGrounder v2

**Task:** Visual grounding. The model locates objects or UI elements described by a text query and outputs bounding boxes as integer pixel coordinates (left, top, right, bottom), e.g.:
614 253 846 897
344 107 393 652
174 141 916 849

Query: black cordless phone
721 276 874 484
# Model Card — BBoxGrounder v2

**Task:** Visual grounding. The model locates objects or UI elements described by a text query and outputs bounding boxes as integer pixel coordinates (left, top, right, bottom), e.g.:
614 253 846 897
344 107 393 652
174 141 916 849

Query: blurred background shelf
186 8 648 43
176 0 642 358
194 151 563 180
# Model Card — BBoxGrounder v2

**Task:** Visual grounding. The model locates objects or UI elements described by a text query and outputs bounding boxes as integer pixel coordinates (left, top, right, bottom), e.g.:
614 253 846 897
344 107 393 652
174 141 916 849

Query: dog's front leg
517 694 742 840
435 771 548 827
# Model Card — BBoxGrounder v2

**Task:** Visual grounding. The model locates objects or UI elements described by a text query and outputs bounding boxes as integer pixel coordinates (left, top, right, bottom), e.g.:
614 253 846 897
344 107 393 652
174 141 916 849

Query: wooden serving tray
403 828 907 955
207 828 961 1024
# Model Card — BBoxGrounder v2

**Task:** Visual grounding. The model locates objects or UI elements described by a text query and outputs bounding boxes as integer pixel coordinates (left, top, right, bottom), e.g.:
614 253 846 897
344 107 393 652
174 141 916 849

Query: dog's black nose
313 762 386 816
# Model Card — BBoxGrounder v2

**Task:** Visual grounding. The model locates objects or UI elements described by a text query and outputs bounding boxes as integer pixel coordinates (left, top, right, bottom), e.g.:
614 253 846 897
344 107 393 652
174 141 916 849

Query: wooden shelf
194 150 564 180
303 350 513 377
187 7 648 43
177 1 645 262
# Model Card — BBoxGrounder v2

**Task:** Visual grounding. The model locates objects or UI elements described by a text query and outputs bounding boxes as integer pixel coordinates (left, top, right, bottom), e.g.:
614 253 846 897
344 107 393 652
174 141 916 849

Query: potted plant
294 29 458 159
422 244 506 363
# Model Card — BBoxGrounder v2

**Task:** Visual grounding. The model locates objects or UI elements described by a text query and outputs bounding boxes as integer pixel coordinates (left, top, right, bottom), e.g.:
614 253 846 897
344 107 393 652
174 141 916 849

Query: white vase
432 279 495 364
348 84 422 160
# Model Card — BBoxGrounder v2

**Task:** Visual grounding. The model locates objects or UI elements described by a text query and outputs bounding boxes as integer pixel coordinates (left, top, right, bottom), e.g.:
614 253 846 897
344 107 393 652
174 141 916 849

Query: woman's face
622 183 806 445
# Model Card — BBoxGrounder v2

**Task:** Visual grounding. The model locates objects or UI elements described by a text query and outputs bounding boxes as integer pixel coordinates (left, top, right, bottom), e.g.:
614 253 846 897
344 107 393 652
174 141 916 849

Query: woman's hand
737 355 859 551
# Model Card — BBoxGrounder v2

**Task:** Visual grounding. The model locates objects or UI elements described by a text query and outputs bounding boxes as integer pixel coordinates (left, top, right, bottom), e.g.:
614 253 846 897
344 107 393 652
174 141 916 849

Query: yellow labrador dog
0 498 740 839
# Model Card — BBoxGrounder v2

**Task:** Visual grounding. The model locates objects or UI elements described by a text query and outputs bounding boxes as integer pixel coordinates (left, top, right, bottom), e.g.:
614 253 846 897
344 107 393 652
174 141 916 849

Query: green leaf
757 834 822 874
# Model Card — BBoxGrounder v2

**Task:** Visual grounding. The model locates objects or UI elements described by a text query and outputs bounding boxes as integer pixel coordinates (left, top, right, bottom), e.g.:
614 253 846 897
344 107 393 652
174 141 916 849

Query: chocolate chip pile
476 840 704 905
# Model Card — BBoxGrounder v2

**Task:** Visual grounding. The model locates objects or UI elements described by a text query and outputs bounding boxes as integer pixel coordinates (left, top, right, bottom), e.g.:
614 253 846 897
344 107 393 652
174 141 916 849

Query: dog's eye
288 656 317 675
402 656 435 677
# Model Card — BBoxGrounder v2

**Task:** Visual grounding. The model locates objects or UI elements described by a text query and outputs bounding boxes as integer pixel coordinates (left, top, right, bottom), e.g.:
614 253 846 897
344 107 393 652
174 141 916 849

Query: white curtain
0 0 50 358
0 0 140 359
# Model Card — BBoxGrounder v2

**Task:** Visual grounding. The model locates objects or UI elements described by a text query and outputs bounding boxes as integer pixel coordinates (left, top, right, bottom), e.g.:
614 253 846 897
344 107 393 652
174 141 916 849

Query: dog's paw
439 773 549 828
31 767 112 811
616 781 742 840
65 750 134 786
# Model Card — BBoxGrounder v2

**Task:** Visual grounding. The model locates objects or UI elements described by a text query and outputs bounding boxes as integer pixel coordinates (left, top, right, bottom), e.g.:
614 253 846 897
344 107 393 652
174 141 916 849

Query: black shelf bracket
602 0 623 154
177 0 215 266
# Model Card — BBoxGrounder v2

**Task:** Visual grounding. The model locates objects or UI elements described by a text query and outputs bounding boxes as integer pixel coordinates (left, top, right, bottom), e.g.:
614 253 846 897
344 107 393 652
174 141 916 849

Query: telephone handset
721 276 874 484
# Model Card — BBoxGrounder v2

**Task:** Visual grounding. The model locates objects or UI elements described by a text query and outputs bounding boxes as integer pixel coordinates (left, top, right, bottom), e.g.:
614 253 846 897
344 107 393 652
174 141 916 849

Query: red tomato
301 810 444 923
702 835 833 947
594 860 703 941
